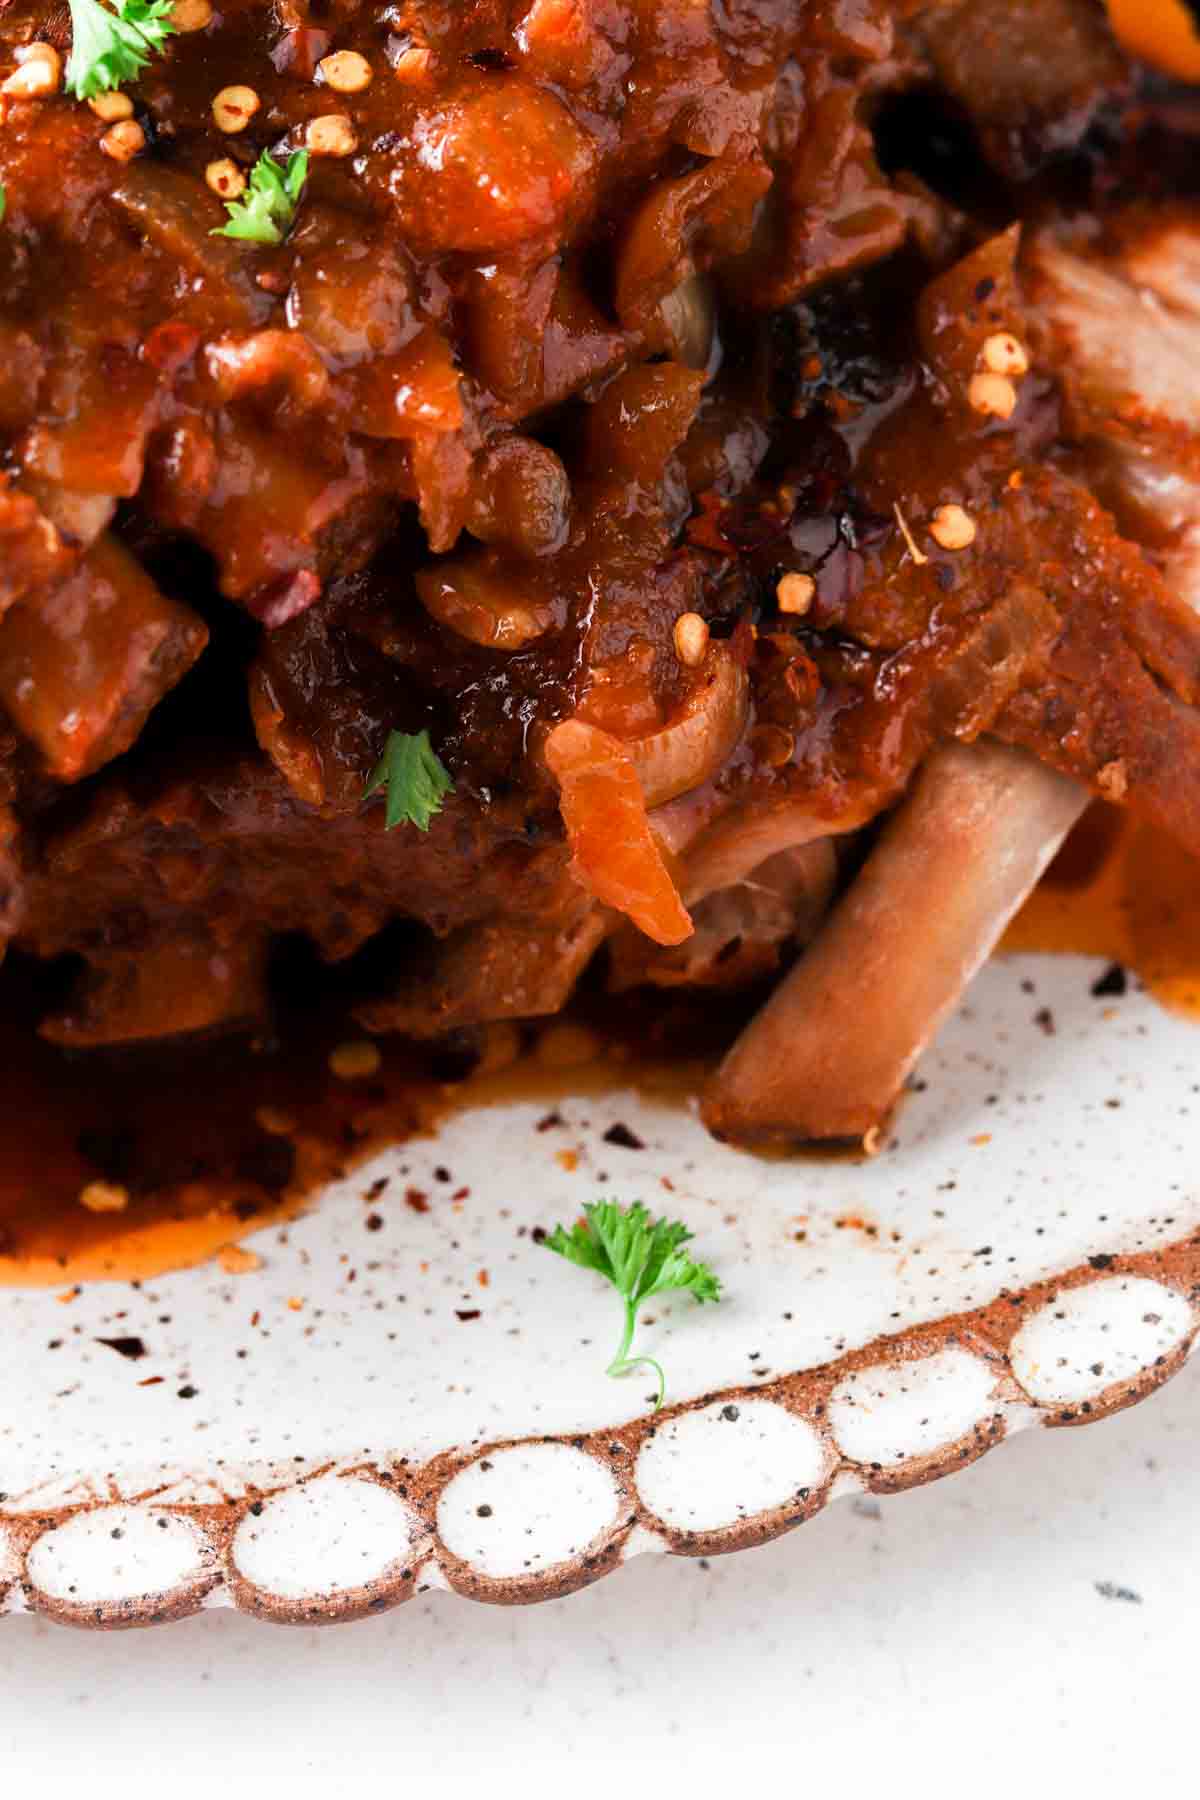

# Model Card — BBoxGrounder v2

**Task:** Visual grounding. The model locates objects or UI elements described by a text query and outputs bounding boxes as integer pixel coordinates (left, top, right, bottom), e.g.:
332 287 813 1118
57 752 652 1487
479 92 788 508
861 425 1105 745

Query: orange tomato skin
1107 0 1200 81
545 720 694 947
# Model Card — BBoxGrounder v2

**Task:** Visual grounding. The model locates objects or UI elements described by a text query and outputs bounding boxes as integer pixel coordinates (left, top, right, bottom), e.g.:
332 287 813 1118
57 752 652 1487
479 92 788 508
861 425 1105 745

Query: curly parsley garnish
543 1200 722 1408
66 0 178 100
364 729 454 832
212 148 309 247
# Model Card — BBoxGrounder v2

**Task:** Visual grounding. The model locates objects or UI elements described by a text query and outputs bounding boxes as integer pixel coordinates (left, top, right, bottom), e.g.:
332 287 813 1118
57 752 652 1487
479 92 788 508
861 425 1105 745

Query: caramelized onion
624 645 749 809
248 667 326 809
205 330 331 411
544 718 693 946
416 549 556 650
465 435 571 558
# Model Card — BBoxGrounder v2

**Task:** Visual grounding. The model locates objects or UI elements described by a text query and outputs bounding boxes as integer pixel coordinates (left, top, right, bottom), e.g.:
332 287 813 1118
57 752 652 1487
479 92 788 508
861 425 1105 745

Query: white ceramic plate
2 948 1198 1627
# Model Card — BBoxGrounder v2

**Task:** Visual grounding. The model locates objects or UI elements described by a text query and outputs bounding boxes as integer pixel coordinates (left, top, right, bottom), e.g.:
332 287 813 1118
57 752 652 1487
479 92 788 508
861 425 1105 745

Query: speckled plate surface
2 948 1198 1628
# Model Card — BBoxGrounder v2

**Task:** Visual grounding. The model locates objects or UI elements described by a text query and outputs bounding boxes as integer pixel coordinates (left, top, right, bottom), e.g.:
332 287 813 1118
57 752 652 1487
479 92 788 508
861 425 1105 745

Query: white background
2 1352 1196 1792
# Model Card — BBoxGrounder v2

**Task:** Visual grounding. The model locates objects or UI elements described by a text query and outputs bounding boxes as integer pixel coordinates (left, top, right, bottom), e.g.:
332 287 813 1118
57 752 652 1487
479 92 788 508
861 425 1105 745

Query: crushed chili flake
602 1122 645 1150
95 1335 147 1359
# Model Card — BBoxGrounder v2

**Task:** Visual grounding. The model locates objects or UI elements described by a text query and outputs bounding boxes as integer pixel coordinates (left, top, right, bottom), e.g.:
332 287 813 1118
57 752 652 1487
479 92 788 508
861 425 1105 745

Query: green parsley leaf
66 0 178 101
543 1199 721 1407
211 148 309 247
0 186 6 225
364 729 454 832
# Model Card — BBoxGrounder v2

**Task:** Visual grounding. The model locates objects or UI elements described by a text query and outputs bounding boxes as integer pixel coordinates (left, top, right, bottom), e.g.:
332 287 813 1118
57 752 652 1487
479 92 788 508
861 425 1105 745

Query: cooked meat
0 535 207 782
0 0 1197 1147
914 0 1129 177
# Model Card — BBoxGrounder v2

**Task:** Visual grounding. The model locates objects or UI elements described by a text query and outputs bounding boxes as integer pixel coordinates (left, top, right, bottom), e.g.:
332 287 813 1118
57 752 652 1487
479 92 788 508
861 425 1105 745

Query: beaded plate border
2 1240 1195 1628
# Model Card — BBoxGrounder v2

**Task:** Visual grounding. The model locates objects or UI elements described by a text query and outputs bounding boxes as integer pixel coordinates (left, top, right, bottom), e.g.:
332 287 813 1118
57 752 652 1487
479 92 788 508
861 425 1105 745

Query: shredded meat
0 0 1195 1147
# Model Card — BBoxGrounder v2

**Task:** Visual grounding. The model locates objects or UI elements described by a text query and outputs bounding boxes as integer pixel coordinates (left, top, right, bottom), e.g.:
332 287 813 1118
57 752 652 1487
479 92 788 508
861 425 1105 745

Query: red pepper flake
141 321 202 375
602 1122 645 1151
95 1335 147 1360
250 1309 261 1328
555 1148 579 1172
455 1309 481 1322
477 1269 490 1288
535 1111 563 1133
451 1186 470 1201
686 489 738 554
270 24 331 76
405 1188 430 1213
137 1375 164 1387
365 1213 384 1232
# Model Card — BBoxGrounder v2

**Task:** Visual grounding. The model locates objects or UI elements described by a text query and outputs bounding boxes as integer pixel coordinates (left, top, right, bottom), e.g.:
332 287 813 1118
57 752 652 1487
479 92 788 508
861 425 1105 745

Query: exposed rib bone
702 742 1087 1148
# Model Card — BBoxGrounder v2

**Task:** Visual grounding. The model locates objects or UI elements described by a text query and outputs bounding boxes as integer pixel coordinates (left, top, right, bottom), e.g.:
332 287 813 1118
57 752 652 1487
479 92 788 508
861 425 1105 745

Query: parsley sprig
212 148 309 246
66 0 178 100
544 1200 722 1408
365 729 454 832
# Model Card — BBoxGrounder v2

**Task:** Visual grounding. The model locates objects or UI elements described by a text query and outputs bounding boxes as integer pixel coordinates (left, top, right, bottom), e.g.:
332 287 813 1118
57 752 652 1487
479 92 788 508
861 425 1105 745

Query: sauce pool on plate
1 801 1197 1286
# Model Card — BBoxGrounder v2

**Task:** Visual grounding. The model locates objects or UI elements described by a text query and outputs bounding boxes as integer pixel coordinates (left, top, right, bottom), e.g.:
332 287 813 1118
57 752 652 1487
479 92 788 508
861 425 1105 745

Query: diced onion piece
416 550 555 650
584 362 705 488
544 719 693 946
658 273 716 371
623 645 749 809
205 330 331 410
248 665 326 808
465 435 571 558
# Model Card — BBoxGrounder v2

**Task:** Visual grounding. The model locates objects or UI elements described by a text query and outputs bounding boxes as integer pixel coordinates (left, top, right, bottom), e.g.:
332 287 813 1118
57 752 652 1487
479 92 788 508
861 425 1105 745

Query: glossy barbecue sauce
0 803 1196 1286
